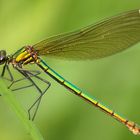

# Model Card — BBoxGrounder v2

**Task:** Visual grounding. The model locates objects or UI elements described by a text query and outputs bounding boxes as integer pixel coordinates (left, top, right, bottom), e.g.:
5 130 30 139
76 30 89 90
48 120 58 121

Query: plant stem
0 79 44 140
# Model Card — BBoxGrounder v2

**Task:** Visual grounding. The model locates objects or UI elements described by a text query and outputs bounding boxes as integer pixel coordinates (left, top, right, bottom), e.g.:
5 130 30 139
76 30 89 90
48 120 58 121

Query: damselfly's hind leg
15 68 51 121
27 76 51 121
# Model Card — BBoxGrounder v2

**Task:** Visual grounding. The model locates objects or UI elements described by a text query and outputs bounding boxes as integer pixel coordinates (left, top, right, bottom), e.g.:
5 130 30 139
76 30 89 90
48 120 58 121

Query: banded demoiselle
1 9 140 135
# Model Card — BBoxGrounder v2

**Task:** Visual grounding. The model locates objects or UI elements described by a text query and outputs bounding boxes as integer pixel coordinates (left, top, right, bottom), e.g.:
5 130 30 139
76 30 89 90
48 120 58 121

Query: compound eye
0 50 6 65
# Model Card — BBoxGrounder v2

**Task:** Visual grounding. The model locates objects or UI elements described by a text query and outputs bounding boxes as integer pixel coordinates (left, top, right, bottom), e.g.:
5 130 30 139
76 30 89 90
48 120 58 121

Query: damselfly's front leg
1 63 13 81
0 63 14 96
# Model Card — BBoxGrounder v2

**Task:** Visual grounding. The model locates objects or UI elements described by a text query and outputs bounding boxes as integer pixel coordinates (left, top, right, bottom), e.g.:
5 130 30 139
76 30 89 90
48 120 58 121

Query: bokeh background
0 0 140 140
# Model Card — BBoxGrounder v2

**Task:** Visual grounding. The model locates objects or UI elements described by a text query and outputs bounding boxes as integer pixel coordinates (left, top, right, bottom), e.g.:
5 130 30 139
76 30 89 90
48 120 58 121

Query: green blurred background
0 0 140 140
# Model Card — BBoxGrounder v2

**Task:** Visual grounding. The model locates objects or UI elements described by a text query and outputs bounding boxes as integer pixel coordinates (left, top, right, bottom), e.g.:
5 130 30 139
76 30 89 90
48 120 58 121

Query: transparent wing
33 9 140 60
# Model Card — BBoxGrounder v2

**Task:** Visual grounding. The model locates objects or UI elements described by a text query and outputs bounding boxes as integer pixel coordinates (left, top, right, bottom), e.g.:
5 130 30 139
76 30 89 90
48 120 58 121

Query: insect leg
15 67 51 120
8 70 41 91
1 63 14 81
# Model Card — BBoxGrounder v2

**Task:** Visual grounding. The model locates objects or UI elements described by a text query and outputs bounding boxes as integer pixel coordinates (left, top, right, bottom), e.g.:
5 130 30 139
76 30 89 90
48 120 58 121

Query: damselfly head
0 50 7 65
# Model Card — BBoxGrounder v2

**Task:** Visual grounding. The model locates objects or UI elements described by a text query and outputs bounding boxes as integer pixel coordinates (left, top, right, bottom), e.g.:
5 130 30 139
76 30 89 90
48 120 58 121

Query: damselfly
1 9 140 135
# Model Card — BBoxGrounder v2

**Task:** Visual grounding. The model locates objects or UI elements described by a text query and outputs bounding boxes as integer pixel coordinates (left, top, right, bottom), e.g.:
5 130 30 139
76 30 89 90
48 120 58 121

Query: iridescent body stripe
36 57 140 135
